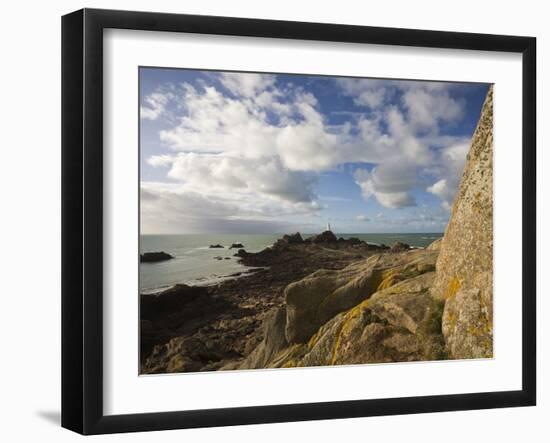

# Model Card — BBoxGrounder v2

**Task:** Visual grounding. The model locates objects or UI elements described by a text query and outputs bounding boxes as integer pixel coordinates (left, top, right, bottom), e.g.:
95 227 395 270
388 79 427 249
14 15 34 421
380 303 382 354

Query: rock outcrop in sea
140 251 174 263
309 230 338 244
140 87 493 373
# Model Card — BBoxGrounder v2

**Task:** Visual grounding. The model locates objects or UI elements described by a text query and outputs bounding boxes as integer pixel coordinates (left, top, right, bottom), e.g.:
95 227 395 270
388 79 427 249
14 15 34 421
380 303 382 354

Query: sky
139 67 489 234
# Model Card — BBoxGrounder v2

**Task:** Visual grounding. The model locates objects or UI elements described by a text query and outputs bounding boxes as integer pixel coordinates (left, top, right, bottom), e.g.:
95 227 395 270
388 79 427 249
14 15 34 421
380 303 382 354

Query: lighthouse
326 222 332 232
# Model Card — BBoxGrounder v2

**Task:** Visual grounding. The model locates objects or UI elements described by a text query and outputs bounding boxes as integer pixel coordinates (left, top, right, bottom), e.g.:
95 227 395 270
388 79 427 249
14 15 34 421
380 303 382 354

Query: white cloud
155 78 441 173
140 181 320 234
140 92 171 120
355 215 370 222
140 74 474 224
219 72 276 98
336 78 391 109
384 106 433 165
441 141 471 177
148 152 318 204
427 141 470 209
335 79 469 209
402 88 464 130
146 154 173 167
427 179 453 211
337 78 465 131
354 162 418 209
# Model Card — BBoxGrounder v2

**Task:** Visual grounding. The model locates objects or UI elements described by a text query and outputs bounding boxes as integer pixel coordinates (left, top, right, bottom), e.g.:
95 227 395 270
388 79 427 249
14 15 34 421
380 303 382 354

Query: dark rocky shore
140 233 389 373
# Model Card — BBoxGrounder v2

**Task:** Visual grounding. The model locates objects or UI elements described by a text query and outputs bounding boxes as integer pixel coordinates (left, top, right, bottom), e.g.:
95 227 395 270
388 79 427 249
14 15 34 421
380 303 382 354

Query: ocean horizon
139 233 443 293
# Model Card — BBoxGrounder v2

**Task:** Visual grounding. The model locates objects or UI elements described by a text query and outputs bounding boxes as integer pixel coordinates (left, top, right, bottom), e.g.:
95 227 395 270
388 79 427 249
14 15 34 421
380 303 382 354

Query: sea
139 233 442 294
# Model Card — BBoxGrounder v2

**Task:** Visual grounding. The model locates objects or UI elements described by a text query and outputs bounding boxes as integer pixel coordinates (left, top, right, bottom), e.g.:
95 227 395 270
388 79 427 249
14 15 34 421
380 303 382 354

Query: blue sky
139 67 489 234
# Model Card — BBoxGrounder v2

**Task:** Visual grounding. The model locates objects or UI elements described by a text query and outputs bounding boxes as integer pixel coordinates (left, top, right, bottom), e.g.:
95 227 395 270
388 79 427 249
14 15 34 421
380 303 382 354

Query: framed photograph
62 8 536 434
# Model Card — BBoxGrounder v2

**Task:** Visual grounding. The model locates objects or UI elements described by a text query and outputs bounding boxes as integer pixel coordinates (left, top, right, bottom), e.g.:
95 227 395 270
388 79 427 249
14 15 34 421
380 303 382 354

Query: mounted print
139 69 493 374
62 8 536 435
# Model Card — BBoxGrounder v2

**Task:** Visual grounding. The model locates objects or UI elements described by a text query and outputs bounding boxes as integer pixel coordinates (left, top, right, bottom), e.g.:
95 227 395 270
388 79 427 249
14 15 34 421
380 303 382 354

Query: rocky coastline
140 232 390 373
140 86 493 374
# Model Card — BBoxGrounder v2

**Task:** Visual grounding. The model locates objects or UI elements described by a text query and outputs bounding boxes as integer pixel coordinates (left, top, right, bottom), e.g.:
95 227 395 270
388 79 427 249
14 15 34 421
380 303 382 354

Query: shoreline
140 266 268 295
140 232 421 373
139 234 442 295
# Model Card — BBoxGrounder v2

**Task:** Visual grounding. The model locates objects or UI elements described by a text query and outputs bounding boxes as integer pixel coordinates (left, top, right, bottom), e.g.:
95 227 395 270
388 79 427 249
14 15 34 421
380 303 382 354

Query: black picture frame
61 8 536 435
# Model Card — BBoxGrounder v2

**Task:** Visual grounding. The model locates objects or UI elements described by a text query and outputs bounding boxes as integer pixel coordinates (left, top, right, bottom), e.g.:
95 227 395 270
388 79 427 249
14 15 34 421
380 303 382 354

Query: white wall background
0 0 546 441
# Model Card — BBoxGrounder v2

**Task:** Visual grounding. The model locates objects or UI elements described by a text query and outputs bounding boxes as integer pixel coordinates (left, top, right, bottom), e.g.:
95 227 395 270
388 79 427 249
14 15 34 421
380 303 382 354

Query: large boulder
233 306 289 369
257 272 446 369
431 86 493 359
233 248 248 258
426 238 443 251
317 272 446 366
283 249 438 343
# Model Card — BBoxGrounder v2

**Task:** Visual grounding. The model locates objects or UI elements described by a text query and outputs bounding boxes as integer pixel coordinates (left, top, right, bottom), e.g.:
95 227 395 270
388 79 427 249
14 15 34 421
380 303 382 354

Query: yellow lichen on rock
283 249 437 345
443 276 461 300
377 269 402 291
330 299 370 364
